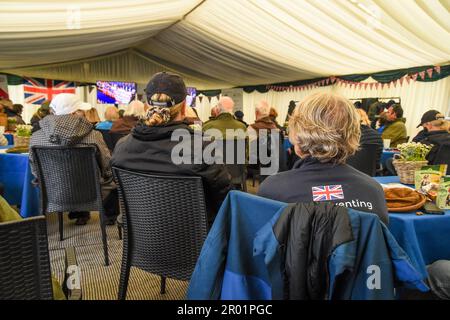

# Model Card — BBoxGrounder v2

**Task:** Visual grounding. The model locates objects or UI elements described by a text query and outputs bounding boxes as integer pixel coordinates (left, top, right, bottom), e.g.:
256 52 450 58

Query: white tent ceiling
0 0 449 89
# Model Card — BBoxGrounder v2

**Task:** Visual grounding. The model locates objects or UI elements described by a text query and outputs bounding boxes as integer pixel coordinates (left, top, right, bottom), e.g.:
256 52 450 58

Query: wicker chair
112 167 208 299
31 146 110 265
221 139 247 192
0 216 53 300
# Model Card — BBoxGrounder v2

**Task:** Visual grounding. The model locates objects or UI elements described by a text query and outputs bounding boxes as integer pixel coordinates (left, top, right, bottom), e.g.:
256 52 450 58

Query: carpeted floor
47 213 189 300
47 179 259 300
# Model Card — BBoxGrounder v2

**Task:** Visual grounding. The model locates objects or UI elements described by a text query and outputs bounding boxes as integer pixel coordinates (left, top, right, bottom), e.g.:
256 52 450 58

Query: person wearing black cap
234 110 248 127
111 72 233 225
413 110 445 142
412 110 449 166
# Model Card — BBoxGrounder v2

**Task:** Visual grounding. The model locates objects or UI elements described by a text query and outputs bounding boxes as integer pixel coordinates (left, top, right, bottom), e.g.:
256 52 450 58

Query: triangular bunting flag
411 73 418 81
399 77 404 86
419 71 425 80
426 68 433 79
405 76 410 85
326 78 330 85
434 66 441 74
369 83 374 90
364 83 368 90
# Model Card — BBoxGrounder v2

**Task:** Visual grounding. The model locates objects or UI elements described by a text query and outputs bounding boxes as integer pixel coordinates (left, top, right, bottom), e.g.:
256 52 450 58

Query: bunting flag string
265 65 442 92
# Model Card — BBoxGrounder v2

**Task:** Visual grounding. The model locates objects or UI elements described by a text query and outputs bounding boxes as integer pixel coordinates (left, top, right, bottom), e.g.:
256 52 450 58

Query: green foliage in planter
397 142 433 161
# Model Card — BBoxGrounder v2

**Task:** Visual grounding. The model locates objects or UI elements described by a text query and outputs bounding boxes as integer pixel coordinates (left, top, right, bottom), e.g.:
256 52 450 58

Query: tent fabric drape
1 0 449 89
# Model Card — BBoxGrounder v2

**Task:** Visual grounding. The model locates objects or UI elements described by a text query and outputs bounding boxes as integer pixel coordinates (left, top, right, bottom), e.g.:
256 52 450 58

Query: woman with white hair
110 100 145 134
29 93 119 225
258 92 388 224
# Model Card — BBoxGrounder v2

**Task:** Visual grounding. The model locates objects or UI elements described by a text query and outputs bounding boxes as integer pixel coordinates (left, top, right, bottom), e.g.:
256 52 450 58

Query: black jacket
111 121 233 223
420 130 450 165
258 156 388 224
274 202 353 299
360 124 383 168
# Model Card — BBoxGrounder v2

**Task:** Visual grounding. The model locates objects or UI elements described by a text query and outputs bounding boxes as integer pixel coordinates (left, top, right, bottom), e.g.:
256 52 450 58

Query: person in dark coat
356 109 383 169
111 72 233 225
414 110 449 166
110 100 145 134
258 92 388 224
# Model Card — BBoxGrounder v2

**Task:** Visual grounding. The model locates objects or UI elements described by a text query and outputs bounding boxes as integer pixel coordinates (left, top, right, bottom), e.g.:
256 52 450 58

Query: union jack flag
24 77 75 105
312 185 344 201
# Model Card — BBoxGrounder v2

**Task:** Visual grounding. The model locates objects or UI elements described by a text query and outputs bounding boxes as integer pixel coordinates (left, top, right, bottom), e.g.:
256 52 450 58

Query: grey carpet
47 213 188 300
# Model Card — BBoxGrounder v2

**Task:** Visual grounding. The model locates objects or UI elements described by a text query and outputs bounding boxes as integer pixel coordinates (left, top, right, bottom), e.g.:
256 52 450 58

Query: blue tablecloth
374 176 450 278
4 133 13 145
0 146 40 217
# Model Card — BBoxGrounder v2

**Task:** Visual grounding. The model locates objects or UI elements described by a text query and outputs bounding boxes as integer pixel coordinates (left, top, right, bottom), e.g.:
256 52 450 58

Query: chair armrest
64 247 82 300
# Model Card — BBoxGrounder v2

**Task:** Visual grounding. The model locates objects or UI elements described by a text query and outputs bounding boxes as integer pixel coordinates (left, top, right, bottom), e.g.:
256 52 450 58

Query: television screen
186 87 196 107
96 81 136 104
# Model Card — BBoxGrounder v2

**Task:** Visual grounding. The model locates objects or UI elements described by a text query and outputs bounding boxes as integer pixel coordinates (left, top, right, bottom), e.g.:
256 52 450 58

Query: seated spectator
111 72 233 225
269 107 284 131
414 110 449 164
376 111 388 133
0 99 26 125
202 97 247 139
96 106 119 131
248 101 286 179
413 110 445 143
185 106 202 125
258 92 388 224
382 104 408 147
248 101 278 140
29 93 118 225
30 101 51 133
84 105 101 125
204 105 220 125
234 110 248 127
10 104 26 125
356 108 383 169
110 100 145 134
368 101 385 129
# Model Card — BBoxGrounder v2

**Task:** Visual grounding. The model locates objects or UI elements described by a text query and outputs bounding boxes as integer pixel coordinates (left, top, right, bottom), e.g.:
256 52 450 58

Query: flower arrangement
15 124 33 137
396 142 433 161
393 142 433 184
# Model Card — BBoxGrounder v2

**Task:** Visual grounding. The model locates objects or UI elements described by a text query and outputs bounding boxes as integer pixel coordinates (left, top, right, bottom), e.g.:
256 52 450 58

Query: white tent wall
242 77 450 138
6 75 450 139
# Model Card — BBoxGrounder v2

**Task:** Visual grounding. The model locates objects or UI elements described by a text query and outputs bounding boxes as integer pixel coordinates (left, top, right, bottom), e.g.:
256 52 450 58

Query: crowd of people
0 71 449 299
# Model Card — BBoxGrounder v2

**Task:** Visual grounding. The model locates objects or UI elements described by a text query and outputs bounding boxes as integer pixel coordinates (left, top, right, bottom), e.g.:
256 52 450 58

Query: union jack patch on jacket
312 185 344 201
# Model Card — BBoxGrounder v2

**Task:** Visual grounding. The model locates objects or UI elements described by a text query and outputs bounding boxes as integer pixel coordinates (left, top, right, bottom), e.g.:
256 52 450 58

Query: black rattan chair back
31 146 103 213
221 139 247 191
347 144 378 176
0 216 53 300
30 145 110 265
112 167 208 299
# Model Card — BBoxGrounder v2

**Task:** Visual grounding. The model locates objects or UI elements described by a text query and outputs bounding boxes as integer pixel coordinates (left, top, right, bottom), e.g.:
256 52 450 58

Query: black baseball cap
145 72 187 107
417 110 444 128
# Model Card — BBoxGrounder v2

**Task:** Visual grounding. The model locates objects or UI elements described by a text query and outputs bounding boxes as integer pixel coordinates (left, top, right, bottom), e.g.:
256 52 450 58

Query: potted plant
14 124 33 148
393 142 433 184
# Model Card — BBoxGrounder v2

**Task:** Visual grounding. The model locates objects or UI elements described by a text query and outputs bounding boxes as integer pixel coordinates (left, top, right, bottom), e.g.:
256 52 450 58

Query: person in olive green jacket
382 104 408 147
202 97 247 139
